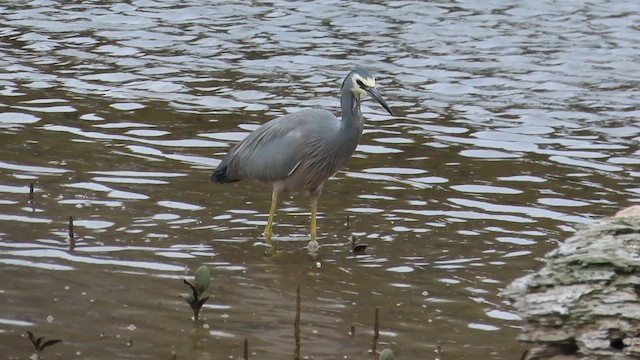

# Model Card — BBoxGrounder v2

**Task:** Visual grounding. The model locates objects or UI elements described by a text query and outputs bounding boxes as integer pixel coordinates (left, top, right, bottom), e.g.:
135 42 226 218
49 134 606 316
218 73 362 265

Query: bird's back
213 108 350 191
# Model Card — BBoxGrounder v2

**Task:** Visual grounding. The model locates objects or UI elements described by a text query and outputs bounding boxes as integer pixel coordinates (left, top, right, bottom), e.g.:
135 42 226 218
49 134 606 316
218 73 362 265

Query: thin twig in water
294 285 301 360
28 183 35 212
371 307 379 354
68 215 75 250
244 338 248 360
435 344 442 360
68 215 74 239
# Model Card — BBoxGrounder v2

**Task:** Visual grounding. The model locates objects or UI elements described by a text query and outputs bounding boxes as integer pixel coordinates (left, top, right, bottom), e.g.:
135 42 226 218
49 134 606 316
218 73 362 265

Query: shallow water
1 0 639 359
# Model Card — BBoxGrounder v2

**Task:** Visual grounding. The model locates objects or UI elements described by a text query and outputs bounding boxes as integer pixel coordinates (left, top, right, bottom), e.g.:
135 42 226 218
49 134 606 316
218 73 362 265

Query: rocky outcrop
503 208 640 359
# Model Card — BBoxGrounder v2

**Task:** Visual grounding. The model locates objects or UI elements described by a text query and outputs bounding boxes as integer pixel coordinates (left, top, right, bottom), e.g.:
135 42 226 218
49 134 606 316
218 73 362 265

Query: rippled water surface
1 1 639 359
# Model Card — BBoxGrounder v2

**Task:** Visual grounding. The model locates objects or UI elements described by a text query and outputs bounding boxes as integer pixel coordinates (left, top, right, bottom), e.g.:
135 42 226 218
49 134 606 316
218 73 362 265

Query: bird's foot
263 229 273 244
307 240 319 253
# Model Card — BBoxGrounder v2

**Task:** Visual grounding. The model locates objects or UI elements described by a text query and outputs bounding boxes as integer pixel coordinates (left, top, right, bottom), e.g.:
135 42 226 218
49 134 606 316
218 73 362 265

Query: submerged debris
350 235 367 255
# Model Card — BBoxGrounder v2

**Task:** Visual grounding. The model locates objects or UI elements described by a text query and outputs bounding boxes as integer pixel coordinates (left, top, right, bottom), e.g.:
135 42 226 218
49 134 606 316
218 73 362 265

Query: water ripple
1 1 639 359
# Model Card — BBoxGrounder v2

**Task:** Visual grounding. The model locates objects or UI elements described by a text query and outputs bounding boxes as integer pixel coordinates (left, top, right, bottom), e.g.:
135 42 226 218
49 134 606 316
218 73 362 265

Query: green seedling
194 264 210 295
26 330 61 358
183 265 211 320
379 348 394 360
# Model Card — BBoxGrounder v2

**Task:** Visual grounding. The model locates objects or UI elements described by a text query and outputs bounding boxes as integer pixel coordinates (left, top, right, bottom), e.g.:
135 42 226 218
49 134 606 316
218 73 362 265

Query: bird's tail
211 165 239 184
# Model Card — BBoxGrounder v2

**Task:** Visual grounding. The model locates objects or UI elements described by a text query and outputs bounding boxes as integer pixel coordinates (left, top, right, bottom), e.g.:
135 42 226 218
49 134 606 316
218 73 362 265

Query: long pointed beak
365 86 395 116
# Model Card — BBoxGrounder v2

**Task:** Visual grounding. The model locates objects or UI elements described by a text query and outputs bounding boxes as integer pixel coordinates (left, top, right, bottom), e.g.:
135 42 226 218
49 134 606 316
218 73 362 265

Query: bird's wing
220 109 338 183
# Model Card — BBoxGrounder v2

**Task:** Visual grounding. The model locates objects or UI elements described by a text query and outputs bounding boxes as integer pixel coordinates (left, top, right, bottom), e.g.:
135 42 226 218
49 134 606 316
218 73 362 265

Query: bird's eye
356 79 366 88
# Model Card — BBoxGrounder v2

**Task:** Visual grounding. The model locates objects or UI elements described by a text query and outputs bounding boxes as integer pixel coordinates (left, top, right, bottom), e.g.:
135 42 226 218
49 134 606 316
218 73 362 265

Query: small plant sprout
25 330 61 359
183 265 211 320
379 348 394 360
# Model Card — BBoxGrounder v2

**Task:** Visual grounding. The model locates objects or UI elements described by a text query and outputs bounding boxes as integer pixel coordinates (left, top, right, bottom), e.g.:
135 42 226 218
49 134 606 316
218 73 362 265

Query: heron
211 69 394 250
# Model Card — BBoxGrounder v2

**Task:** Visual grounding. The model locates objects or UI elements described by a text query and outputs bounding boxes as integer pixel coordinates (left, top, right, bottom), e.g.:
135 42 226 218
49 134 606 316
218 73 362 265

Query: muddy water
1 1 639 359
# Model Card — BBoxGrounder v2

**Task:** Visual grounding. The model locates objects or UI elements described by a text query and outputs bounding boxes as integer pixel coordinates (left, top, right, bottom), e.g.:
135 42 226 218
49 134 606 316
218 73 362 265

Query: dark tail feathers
211 165 240 184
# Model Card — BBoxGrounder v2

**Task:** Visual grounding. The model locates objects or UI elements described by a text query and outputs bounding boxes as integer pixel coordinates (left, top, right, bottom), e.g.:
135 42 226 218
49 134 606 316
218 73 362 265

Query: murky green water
1 1 639 359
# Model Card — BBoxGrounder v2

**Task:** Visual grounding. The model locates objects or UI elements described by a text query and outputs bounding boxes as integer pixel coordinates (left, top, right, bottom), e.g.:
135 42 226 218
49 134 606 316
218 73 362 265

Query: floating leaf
194 265 210 295
379 348 394 360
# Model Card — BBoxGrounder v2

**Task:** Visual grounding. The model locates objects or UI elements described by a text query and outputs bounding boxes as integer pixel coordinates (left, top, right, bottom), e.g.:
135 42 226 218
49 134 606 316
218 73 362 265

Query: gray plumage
213 109 348 192
212 69 394 249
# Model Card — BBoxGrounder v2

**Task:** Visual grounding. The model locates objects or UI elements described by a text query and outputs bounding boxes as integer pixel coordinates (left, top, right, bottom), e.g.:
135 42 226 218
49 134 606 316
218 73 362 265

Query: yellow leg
264 188 279 241
308 193 320 252
310 197 318 242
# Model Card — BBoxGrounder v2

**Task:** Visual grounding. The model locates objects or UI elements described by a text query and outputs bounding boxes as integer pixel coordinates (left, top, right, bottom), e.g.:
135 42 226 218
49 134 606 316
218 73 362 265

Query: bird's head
343 68 395 116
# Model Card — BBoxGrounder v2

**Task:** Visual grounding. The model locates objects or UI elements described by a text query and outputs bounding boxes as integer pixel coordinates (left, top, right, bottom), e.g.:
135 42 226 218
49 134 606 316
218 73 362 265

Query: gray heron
212 69 394 250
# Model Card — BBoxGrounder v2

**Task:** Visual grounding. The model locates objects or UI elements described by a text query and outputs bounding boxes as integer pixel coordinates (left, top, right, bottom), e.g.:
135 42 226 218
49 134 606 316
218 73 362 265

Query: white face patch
351 74 376 95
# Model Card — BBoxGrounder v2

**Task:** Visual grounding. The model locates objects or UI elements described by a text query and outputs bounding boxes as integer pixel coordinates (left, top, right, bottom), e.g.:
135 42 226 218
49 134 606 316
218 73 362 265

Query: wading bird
212 69 394 251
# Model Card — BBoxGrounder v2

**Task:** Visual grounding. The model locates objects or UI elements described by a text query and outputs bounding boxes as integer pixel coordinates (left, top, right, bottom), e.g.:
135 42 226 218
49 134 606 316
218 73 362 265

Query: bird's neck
340 90 364 137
